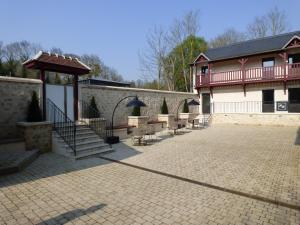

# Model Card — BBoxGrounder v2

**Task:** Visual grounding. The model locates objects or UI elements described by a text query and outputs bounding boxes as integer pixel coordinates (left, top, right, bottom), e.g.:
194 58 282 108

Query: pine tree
132 106 141 116
88 96 100 118
161 97 169 114
182 99 189 113
27 91 43 122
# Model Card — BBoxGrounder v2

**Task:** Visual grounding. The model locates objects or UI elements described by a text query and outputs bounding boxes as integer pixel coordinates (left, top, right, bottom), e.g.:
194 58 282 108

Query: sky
1 0 300 81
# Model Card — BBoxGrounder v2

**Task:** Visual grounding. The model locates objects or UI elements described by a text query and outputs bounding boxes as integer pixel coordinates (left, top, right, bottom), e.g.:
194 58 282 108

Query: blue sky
1 0 300 81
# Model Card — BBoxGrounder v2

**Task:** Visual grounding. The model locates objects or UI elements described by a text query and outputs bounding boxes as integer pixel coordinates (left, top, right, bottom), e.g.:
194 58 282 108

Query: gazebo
23 51 91 121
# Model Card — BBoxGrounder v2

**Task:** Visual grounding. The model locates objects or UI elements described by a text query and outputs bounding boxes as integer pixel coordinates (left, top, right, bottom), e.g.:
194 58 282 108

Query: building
191 30 300 125
79 78 131 87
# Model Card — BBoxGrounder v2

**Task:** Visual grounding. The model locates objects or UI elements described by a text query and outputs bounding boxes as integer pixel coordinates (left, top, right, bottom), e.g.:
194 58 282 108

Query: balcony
195 63 300 88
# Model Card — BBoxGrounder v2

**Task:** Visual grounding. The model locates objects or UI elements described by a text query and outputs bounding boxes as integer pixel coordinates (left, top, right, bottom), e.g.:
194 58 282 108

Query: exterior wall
212 114 300 126
80 85 198 126
0 76 42 140
199 81 300 115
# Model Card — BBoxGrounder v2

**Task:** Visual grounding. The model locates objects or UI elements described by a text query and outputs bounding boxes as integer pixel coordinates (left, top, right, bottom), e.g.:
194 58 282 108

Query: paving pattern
0 125 299 224
108 125 300 208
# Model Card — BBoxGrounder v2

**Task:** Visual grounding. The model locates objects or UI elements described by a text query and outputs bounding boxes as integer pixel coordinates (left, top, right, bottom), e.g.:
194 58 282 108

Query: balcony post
279 52 287 94
238 58 248 96
208 63 212 84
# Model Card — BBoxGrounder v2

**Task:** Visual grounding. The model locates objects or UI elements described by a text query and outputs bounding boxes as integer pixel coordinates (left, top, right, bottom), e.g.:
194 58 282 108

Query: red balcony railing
196 63 300 87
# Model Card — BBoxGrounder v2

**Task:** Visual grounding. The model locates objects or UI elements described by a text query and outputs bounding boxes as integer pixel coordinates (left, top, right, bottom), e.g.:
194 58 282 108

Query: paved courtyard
0 125 300 224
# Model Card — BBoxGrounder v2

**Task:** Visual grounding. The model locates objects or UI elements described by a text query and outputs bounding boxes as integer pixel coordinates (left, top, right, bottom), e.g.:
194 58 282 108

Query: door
202 93 211 114
288 88 300 112
288 54 300 77
262 58 275 79
262 89 274 113
201 66 209 85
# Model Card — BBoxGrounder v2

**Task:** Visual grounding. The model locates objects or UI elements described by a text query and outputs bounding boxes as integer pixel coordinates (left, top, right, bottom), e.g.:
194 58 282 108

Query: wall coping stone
0 76 42 84
81 84 197 96
127 116 149 119
17 121 52 127
157 114 175 117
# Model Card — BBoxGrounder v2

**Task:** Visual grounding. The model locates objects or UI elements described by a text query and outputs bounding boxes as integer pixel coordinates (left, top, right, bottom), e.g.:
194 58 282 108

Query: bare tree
209 28 246 48
139 26 168 89
268 7 288 35
168 10 201 92
247 7 289 39
247 17 268 39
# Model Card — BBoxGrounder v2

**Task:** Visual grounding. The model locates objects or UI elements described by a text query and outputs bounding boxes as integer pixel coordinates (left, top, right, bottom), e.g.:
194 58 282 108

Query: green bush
88 96 100 118
161 97 169 114
182 99 189 113
132 106 141 116
27 91 43 122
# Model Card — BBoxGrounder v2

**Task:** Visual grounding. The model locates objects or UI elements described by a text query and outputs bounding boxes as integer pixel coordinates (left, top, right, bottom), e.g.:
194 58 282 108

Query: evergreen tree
27 91 43 122
88 96 100 118
132 106 141 116
161 97 169 114
182 99 189 113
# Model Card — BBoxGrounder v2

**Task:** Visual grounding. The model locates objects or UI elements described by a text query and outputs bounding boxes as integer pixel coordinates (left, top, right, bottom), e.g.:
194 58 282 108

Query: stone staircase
0 138 39 175
53 124 113 160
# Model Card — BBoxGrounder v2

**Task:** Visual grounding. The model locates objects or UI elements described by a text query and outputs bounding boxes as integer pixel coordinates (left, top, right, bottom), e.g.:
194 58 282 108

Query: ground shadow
295 127 300 145
35 203 106 225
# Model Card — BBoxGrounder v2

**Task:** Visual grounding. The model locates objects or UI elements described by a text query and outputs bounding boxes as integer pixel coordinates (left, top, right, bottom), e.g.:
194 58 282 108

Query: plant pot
157 114 175 128
128 116 149 128
106 136 120 144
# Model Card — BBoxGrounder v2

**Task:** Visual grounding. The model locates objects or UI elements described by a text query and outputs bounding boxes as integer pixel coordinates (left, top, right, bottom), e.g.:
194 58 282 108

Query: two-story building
191 30 300 125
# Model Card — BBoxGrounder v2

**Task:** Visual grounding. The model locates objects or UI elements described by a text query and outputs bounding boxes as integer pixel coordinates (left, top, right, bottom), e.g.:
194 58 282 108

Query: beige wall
80 85 198 126
199 81 300 114
0 76 42 140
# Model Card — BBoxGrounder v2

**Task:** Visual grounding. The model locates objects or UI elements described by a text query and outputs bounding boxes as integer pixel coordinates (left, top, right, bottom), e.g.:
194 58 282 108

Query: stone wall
212 113 300 126
0 76 42 140
80 85 198 125
17 122 52 153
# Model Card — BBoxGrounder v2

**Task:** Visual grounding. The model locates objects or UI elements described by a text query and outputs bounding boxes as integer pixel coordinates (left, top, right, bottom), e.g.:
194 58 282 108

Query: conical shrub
27 91 43 122
161 97 169 114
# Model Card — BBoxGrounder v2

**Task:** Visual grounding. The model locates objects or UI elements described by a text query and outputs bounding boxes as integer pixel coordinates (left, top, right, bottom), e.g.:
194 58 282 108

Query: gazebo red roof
23 51 91 75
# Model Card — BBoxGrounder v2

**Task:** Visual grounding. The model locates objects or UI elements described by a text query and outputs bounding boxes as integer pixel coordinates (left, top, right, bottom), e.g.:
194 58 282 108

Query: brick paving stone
0 125 299 224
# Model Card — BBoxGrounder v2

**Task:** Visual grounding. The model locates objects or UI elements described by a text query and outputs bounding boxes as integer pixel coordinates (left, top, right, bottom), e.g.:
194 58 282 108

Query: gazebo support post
40 70 46 120
73 74 79 121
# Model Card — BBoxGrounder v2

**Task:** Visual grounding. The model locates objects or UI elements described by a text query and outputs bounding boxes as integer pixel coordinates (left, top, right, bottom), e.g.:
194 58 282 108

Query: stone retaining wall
17 122 52 153
0 76 41 139
212 113 300 126
80 85 198 125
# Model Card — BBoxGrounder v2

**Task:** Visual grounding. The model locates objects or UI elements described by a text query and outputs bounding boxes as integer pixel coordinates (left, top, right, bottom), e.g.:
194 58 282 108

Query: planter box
157 114 175 128
179 113 199 120
17 121 52 153
128 116 149 128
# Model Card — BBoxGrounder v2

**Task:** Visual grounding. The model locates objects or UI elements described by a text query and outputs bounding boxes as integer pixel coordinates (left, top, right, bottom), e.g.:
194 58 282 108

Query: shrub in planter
132 106 141 116
27 91 43 122
182 99 189 113
161 97 169 114
88 96 100 118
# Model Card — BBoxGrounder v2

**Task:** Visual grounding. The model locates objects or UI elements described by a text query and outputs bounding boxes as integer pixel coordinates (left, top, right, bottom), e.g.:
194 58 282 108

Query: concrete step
64 138 105 148
74 147 113 160
0 149 39 175
0 139 26 152
67 142 110 153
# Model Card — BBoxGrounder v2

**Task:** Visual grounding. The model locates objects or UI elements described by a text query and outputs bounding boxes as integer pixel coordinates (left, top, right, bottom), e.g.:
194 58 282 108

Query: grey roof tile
202 30 300 61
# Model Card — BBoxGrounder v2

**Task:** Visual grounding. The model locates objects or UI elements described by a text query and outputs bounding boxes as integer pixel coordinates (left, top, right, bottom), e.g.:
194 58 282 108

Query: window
262 58 275 67
288 54 300 64
262 58 275 79
201 66 208 75
288 88 300 113
262 89 274 113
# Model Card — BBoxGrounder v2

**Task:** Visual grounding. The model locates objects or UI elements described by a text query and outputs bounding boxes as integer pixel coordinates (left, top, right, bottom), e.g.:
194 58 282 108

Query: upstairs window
201 66 208 75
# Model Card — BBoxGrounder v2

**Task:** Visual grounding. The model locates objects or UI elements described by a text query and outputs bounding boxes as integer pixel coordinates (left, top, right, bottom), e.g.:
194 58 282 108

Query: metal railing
79 100 110 140
196 63 300 87
47 99 76 155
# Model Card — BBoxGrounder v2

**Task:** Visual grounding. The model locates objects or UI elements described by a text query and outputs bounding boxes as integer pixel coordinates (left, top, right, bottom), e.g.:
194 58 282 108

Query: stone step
65 138 105 148
0 139 26 152
67 142 110 153
0 149 39 175
74 147 113 160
